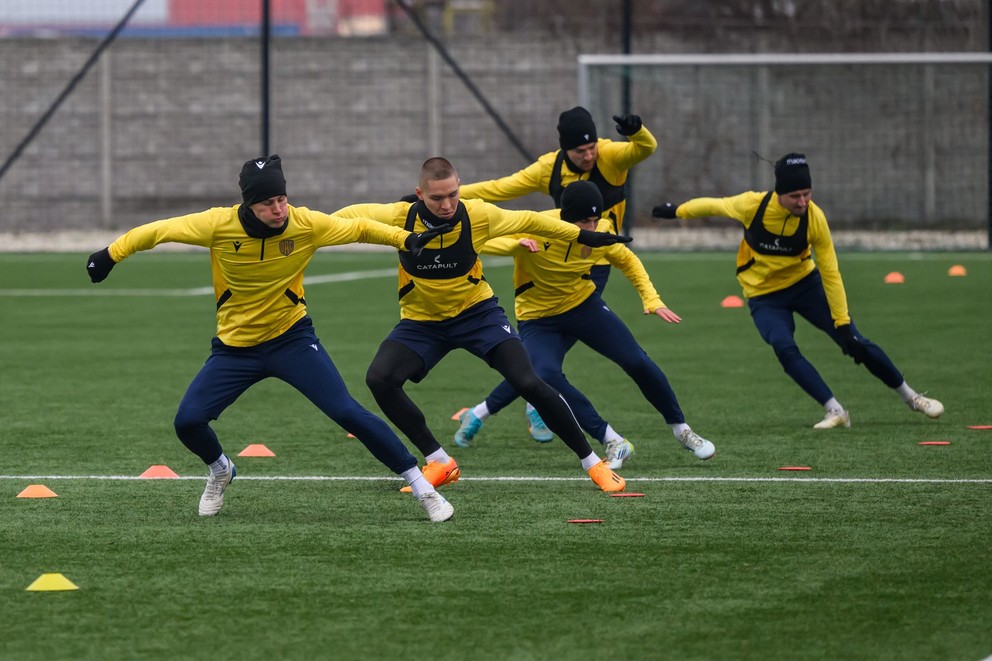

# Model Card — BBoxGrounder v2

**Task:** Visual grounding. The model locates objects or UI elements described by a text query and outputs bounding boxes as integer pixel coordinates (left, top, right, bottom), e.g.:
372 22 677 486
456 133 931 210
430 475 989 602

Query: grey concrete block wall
0 32 987 233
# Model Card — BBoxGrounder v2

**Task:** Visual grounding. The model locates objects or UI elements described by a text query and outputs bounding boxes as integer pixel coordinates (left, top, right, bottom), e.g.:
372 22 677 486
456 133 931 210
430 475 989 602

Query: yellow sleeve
595 125 658 180
107 207 221 262
485 204 580 243
807 205 851 326
677 193 763 226
300 207 409 250
459 155 552 202
606 244 665 311
481 236 527 256
332 202 408 228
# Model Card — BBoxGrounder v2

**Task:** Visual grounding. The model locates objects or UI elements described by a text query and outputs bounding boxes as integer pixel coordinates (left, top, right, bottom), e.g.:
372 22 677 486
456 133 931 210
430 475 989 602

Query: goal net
579 53 992 233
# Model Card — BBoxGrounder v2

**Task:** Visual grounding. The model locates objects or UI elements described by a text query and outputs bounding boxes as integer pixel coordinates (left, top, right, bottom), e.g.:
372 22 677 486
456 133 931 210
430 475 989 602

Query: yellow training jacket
676 192 850 326
459 125 657 234
107 204 411 346
333 199 584 322
482 214 665 321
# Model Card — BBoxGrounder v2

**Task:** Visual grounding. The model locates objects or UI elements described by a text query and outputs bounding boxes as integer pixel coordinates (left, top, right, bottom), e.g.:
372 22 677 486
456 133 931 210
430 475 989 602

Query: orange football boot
399 457 461 493
587 460 626 492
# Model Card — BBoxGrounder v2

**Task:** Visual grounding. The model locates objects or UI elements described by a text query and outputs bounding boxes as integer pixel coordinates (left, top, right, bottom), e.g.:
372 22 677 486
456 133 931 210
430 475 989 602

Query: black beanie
560 181 604 221
557 106 598 151
774 153 812 195
239 155 287 206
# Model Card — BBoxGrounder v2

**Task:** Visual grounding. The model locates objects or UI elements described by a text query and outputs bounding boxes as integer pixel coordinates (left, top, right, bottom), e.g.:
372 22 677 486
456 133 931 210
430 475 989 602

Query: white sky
1 0 168 23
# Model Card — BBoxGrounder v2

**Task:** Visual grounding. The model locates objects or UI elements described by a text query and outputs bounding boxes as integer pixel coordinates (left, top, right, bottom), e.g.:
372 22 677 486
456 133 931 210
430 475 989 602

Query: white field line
1 474 990 484
0 259 514 297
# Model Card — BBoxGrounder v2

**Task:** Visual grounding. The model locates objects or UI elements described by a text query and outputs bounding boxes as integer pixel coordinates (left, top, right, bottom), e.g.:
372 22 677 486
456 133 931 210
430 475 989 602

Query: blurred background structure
0 0 988 246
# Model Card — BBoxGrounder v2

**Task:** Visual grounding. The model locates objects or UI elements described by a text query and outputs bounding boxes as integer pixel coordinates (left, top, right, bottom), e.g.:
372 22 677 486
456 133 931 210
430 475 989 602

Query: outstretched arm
86 209 219 283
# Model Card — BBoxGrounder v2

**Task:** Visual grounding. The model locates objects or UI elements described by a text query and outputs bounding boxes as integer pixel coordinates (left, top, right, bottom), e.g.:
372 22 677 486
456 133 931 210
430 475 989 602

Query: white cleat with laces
604 438 635 470
198 462 236 516
909 393 944 419
678 429 716 460
813 408 851 429
418 491 454 522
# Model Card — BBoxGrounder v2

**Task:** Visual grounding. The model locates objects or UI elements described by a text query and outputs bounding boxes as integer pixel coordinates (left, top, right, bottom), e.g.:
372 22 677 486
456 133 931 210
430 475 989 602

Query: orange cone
720 295 744 308
16 484 58 498
451 407 469 421
238 443 275 457
884 271 905 284
948 265 967 277
139 465 179 479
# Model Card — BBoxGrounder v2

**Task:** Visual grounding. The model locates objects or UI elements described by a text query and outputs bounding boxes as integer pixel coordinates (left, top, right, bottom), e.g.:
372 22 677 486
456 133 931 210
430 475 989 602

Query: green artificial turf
1 250 989 660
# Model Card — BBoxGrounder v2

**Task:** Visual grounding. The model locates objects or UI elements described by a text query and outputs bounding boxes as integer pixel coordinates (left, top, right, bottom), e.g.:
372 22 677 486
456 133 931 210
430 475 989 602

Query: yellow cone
26 573 79 591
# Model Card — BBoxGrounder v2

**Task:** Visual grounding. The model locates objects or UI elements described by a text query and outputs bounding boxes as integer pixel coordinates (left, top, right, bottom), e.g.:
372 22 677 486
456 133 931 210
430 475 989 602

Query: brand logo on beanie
240 154 286 206
774 152 812 195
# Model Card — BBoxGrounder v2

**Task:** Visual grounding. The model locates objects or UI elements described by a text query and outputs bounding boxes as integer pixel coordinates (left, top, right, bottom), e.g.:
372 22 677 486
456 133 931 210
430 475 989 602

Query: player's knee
365 363 395 395
773 344 803 369
173 405 207 437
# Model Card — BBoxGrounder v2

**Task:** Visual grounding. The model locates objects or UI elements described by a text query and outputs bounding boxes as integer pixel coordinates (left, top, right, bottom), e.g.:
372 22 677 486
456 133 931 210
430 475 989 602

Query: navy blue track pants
173 316 417 474
747 270 904 404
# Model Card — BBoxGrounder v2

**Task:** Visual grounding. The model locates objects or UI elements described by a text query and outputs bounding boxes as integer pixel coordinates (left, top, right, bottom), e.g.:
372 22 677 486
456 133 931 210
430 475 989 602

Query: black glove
405 224 453 254
612 114 642 136
652 203 679 219
86 247 116 283
836 324 868 364
399 193 419 203
576 230 632 247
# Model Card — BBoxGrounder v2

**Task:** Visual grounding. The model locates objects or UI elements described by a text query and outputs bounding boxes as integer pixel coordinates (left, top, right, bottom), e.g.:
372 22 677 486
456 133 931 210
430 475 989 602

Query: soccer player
456 106 657 441
334 157 631 493
455 181 716 468
652 153 944 428
85 155 456 522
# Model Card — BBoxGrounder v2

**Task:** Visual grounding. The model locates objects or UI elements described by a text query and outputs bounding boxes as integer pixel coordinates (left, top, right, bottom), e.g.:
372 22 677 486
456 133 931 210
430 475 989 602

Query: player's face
778 188 811 217
565 142 598 172
417 175 460 220
573 218 598 230
249 195 289 228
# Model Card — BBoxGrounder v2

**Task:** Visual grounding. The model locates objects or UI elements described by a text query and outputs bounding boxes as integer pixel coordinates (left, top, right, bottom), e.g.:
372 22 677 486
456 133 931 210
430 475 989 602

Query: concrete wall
0 31 987 233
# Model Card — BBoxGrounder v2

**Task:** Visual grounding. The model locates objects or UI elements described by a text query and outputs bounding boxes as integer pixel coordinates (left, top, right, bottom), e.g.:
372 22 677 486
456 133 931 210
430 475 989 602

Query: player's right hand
86 247 115 283
405 224 453 254
652 203 679 219
576 230 632 247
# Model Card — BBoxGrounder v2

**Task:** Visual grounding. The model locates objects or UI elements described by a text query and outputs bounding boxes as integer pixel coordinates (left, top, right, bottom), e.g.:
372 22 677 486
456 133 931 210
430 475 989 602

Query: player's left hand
836 324 868 364
648 307 682 324
519 238 540 252
612 114 642 136
576 230 632 247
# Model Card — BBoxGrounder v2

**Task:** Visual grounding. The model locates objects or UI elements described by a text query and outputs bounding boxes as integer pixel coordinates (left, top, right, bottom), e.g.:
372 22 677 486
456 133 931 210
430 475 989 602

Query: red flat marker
610 493 645 498
966 425 992 430
918 441 951 446
778 466 811 471
567 519 604 524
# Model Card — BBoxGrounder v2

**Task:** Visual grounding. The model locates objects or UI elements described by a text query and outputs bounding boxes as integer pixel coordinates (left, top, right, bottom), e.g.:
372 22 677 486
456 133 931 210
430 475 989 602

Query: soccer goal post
579 52 992 239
